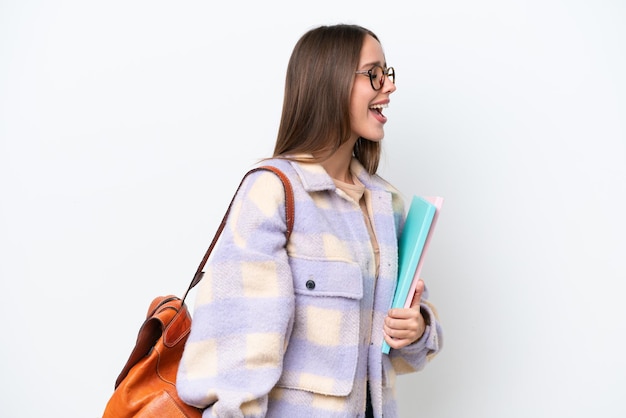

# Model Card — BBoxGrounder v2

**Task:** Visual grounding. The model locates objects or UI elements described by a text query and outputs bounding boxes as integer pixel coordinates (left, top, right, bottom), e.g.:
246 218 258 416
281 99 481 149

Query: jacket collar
283 154 399 196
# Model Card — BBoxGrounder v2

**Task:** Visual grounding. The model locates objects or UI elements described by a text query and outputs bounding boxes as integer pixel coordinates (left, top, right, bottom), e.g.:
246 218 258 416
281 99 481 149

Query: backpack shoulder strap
182 165 294 303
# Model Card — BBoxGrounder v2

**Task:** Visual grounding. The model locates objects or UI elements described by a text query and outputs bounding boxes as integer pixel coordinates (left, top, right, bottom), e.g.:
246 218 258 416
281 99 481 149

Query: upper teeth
370 104 388 110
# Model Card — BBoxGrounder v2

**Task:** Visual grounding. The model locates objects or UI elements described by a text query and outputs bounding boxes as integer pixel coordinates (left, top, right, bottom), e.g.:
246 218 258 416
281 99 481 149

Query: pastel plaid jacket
177 157 442 417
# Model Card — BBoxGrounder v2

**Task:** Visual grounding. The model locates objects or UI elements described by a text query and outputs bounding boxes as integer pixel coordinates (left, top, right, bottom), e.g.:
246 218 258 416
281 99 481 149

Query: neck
319 146 354 184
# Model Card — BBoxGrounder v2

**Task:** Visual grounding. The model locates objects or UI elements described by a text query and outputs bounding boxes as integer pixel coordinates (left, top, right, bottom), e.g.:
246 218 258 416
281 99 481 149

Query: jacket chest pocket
278 258 363 396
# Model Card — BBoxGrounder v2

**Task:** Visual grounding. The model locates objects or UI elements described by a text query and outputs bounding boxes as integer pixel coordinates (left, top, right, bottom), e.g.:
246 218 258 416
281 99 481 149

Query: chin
362 133 385 142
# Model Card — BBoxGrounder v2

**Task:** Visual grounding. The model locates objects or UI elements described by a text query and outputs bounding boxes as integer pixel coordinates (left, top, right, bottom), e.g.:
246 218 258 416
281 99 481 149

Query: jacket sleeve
176 170 295 418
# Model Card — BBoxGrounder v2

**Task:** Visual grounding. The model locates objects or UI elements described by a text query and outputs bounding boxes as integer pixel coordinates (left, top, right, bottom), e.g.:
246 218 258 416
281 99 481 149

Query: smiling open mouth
369 103 388 115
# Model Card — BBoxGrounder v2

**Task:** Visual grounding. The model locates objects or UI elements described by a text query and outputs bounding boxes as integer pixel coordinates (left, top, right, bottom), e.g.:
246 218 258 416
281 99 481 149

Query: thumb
410 279 425 309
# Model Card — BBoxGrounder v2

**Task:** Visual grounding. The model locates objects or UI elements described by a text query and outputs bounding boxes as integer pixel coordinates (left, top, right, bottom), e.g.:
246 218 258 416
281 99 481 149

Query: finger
383 329 419 349
387 307 419 320
383 331 402 349
409 279 425 309
384 322 417 339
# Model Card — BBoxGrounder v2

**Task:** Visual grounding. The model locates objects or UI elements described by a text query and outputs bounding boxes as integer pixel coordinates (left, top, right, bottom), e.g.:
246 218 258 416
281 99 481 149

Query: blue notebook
382 195 443 354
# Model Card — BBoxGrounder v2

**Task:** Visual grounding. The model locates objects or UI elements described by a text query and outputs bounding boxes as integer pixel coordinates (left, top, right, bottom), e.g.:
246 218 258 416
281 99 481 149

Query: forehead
359 34 386 66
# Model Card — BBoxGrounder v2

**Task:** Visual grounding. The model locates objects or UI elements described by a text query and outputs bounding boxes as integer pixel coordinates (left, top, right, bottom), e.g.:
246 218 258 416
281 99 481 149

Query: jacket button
305 279 315 290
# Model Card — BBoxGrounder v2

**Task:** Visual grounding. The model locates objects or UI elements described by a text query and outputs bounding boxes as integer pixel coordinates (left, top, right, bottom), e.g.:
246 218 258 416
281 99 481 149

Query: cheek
350 90 371 118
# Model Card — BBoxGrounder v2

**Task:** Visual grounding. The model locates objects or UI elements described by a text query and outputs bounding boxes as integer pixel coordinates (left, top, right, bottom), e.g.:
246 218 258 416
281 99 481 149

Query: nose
382 75 396 94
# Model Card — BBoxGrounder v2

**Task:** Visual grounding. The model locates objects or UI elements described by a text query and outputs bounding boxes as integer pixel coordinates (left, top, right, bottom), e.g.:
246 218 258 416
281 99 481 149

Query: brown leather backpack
102 166 294 417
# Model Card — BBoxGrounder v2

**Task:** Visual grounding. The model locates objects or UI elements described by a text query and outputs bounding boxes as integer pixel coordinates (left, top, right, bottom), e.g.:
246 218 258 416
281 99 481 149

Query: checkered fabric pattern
177 157 442 417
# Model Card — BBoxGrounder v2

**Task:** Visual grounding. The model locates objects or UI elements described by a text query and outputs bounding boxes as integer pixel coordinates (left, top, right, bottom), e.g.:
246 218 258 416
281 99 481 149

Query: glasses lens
372 66 384 90
387 67 395 85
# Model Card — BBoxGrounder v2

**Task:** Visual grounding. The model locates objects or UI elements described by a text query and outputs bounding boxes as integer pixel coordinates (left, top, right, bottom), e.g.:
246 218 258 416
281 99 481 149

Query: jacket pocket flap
290 258 363 299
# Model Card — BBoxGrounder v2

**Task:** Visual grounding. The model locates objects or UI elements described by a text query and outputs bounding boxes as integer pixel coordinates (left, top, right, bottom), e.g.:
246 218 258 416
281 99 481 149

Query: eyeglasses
355 65 395 91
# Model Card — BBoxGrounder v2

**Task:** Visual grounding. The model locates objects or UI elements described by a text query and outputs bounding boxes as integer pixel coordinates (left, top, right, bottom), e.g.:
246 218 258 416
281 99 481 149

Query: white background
1 1 625 417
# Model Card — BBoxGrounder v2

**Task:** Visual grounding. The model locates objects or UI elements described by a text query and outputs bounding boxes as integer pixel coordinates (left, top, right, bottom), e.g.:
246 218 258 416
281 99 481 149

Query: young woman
176 24 443 417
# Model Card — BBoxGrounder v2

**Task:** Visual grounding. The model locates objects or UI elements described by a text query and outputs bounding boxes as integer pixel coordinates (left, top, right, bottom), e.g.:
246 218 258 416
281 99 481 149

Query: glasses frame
355 65 395 91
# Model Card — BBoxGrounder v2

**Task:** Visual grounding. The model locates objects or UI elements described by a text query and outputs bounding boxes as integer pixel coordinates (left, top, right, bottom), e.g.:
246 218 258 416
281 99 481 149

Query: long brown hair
272 24 383 174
